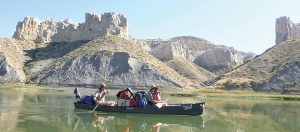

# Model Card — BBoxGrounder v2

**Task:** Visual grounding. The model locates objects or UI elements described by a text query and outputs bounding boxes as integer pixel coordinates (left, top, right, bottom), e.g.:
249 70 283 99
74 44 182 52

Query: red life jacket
129 98 137 107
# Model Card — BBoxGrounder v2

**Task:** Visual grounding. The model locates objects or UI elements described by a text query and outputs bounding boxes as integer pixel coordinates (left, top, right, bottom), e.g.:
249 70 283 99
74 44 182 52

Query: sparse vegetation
164 88 300 100
214 39 300 93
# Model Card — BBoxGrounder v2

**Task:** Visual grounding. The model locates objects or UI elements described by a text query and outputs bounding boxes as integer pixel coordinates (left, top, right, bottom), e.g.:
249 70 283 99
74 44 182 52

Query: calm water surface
0 86 299 132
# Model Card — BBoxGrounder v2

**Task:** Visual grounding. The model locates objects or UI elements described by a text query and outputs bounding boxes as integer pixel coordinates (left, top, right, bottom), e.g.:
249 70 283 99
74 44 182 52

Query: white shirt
94 90 107 102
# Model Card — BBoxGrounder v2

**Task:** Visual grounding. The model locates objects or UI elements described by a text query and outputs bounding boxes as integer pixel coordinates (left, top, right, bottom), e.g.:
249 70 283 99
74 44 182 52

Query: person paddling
147 85 167 107
93 83 115 106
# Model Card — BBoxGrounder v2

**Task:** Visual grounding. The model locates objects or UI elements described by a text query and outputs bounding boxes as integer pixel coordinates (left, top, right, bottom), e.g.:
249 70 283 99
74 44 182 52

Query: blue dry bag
83 95 94 105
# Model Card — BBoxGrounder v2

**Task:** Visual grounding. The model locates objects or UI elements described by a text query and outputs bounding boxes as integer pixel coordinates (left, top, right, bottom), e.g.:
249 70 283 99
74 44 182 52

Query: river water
0 86 299 132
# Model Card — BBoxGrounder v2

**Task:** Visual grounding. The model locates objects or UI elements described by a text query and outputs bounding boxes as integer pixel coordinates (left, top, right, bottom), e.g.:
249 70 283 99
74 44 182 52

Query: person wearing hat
147 85 165 107
93 83 115 106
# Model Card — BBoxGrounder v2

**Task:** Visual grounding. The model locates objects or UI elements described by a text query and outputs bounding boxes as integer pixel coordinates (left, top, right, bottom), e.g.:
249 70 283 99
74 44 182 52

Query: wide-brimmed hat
125 87 133 95
150 85 158 90
99 83 107 89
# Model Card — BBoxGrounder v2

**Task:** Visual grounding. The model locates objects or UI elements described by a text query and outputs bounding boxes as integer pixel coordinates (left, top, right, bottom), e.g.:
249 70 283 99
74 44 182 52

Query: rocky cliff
193 47 243 73
144 36 251 73
240 52 256 63
276 16 300 44
2 13 218 88
25 36 208 88
2 12 261 89
150 41 188 61
13 13 129 43
146 36 217 62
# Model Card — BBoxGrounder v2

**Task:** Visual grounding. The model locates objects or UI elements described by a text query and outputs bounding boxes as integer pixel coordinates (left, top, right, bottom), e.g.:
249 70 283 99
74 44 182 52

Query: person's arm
147 92 154 102
93 93 98 102
152 93 163 103
156 93 161 102
98 91 107 102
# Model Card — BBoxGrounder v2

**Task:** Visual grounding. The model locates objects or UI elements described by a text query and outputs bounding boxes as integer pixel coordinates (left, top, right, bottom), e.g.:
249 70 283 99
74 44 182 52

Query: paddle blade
155 103 163 108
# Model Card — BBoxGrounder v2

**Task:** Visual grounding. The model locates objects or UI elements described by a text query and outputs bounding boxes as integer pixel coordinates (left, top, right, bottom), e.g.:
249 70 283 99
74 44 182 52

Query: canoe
74 101 205 116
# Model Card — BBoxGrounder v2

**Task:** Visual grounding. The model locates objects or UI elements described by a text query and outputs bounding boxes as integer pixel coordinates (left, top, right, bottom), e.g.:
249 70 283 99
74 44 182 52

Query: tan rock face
193 47 243 72
13 12 129 43
150 41 188 61
13 17 40 41
275 16 300 44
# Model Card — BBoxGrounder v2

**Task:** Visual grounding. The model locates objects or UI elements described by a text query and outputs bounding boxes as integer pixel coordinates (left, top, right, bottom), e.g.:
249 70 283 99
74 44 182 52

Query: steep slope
166 58 215 85
26 36 196 88
0 38 36 83
0 52 22 83
170 36 217 53
215 39 300 93
276 16 300 44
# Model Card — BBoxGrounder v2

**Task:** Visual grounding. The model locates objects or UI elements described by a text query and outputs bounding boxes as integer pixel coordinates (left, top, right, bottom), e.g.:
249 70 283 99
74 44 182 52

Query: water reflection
73 112 204 132
0 88 25 132
202 98 300 132
0 87 300 132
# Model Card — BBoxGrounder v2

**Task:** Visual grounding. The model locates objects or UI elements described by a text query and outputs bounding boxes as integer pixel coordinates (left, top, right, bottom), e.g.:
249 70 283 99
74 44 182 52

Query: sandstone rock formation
26 36 200 88
142 36 252 73
275 16 300 44
193 47 243 73
145 36 216 62
150 41 188 61
240 52 256 63
170 36 216 52
13 12 129 43
169 36 217 62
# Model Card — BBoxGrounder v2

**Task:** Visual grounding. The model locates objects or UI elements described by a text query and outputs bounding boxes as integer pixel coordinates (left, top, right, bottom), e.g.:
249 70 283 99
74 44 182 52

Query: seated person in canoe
116 88 134 107
147 85 167 107
93 83 115 106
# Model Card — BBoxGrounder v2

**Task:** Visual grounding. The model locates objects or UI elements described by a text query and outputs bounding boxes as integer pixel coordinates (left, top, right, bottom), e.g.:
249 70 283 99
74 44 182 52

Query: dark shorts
148 101 154 106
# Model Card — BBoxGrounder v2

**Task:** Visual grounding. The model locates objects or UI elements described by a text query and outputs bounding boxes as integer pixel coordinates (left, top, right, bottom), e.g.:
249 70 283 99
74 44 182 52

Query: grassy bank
2 84 300 101
164 88 300 101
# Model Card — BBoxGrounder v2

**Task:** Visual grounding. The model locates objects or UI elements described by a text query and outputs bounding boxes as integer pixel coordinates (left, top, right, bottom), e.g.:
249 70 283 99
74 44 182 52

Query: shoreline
1 83 300 101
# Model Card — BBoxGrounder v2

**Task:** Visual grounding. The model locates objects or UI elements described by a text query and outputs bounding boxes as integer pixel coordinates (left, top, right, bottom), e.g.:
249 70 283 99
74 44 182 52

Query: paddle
90 88 108 112
73 118 80 131
90 103 100 112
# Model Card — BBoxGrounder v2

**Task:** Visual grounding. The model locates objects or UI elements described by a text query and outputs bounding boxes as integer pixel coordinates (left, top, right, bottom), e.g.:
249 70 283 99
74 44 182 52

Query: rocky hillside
144 36 217 61
13 12 128 43
170 36 217 53
25 36 214 88
166 58 215 84
0 38 35 83
143 36 255 73
215 39 300 93
276 16 300 44
1 12 220 88
1 11 263 89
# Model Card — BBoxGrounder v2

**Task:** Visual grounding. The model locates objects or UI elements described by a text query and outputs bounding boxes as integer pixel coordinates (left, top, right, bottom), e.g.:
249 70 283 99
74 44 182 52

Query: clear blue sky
1 0 300 54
